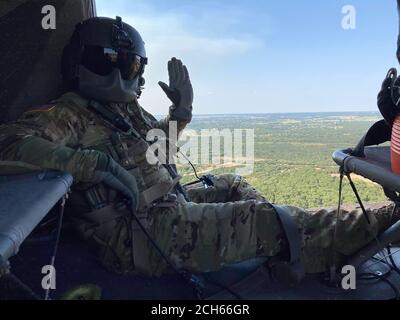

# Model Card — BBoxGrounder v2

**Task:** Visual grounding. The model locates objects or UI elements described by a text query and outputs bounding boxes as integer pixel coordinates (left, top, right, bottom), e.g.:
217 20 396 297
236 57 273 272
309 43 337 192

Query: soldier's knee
213 174 243 187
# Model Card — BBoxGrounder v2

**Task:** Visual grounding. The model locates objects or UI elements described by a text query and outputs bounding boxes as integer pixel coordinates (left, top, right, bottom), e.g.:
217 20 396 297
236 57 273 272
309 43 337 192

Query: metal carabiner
387 68 400 107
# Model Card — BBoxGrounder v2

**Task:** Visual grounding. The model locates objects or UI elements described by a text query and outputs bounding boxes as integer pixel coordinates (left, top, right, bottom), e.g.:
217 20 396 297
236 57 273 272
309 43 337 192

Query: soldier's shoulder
26 104 57 113
25 92 91 118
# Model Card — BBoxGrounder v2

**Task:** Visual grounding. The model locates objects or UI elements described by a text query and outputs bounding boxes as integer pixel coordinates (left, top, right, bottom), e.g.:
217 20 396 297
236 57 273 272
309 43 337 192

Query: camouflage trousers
128 174 396 277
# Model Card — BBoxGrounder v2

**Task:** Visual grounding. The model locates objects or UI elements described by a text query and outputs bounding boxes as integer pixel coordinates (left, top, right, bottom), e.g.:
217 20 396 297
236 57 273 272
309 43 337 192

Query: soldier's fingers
158 81 176 102
183 65 190 84
118 182 139 211
382 68 397 90
158 81 170 93
101 173 132 200
177 60 185 84
171 57 181 85
168 60 176 84
382 76 393 91
178 60 186 83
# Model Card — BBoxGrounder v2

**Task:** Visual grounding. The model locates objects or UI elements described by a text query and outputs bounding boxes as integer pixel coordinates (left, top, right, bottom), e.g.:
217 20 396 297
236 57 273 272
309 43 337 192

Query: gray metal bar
332 149 352 167
348 219 400 269
332 148 400 193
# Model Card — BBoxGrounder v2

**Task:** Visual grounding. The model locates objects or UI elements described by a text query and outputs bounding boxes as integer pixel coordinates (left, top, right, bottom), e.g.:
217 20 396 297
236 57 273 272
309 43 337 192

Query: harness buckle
162 193 177 203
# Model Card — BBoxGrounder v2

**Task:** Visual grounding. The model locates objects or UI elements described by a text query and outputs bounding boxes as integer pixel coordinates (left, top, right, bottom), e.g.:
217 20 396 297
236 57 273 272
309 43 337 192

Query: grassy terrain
177 112 388 208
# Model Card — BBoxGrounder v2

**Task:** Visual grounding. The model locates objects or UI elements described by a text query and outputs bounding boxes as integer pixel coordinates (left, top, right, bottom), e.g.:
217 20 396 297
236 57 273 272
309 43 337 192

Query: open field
177 112 388 208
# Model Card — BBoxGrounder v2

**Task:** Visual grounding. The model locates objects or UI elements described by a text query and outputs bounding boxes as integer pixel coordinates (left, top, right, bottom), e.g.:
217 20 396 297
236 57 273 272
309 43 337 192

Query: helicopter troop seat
333 121 400 270
0 170 73 265
333 146 400 198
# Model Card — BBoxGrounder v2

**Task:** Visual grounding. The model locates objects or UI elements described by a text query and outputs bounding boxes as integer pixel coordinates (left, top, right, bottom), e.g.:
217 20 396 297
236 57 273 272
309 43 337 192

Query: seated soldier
0 16 397 278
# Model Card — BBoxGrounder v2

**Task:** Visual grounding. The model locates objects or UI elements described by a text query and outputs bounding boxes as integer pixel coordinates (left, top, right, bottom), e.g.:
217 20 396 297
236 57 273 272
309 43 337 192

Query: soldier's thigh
147 200 285 274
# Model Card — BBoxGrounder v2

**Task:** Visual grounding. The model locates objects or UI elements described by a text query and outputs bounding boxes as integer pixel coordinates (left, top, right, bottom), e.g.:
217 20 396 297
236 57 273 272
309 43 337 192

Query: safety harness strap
139 176 181 210
271 205 302 264
270 204 305 286
352 120 391 158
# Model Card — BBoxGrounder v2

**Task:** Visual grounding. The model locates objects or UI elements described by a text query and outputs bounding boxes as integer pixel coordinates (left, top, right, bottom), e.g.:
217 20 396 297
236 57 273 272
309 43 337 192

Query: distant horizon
154 110 381 117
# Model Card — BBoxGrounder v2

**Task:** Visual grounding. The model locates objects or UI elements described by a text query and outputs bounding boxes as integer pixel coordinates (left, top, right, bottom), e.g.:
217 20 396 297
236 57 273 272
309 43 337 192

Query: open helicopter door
331 0 400 272
0 0 96 124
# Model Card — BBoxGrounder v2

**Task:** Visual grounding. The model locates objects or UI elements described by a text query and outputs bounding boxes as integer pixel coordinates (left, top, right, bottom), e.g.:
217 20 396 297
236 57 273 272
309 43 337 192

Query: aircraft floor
9 232 400 300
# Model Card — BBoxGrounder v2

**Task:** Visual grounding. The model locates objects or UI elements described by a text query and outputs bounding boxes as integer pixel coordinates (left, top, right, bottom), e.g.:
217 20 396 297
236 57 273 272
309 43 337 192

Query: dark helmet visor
105 48 146 80
81 45 147 80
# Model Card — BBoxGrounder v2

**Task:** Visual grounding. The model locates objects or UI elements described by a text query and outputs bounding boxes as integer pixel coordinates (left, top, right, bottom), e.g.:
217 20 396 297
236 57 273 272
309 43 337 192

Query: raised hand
158 57 193 123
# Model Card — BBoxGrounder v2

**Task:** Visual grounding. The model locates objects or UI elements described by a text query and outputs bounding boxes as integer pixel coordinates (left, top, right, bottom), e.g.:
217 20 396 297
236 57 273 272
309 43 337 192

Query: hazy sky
96 0 399 115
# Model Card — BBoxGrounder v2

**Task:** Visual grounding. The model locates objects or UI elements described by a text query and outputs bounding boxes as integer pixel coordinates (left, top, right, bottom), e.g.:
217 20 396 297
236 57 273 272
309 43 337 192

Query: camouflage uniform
0 92 396 276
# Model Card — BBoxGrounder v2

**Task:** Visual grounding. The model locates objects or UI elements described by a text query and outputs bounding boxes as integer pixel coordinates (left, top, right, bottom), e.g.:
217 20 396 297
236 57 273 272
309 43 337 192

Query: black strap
269 205 305 287
352 120 391 157
88 100 132 133
271 205 302 264
378 68 400 126
384 189 400 204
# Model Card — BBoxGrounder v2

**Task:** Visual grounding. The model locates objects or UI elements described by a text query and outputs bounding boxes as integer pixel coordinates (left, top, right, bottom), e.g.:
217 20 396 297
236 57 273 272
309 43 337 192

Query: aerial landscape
178 112 387 209
3 0 400 304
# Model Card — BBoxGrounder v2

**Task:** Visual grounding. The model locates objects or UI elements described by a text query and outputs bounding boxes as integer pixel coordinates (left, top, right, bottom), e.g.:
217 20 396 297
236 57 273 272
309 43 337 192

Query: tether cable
44 194 68 300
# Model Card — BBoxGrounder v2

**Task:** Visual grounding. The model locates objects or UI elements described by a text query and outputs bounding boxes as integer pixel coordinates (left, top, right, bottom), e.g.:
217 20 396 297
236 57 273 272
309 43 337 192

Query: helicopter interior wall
0 0 96 124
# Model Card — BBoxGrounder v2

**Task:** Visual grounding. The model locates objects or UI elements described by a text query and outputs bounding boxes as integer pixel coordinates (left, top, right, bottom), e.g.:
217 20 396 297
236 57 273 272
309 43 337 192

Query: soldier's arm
157 113 190 137
141 107 190 138
0 103 99 183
